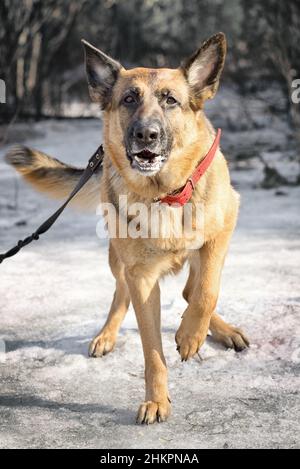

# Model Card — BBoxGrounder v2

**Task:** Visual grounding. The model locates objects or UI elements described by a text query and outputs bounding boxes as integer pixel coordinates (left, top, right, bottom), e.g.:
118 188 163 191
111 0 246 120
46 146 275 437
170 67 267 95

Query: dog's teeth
135 156 144 163
133 154 163 173
135 155 160 164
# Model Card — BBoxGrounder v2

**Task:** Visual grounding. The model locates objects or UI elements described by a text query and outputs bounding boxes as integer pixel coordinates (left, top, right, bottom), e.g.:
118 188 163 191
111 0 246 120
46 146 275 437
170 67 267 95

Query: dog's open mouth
129 150 165 174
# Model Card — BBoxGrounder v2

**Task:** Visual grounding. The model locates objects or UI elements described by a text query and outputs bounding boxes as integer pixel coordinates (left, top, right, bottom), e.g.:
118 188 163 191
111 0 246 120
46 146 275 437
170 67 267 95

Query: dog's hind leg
209 312 249 352
89 243 130 358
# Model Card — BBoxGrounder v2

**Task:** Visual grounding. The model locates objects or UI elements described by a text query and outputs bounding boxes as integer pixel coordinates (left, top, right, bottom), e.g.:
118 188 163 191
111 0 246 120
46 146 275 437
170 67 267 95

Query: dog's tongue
138 149 156 160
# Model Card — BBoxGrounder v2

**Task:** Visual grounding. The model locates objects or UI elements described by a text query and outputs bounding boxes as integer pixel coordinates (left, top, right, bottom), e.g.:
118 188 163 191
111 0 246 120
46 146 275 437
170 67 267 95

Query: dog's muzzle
126 120 169 175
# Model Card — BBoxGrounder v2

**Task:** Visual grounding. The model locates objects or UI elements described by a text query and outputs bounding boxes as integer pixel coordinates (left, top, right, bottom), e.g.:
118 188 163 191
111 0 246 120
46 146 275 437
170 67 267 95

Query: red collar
158 128 221 206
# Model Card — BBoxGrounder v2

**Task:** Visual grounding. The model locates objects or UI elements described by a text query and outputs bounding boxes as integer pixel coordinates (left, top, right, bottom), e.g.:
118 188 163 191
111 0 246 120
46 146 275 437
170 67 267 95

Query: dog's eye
123 95 135 104
166 96 177 106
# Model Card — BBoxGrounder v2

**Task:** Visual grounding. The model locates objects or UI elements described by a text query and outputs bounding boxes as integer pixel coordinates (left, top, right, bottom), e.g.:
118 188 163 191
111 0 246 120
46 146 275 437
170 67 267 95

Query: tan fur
6 33 249 424
5 146 101 210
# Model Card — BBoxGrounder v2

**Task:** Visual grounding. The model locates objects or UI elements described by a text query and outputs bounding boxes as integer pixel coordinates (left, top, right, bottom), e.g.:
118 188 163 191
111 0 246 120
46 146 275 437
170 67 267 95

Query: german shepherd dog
6 32 249 424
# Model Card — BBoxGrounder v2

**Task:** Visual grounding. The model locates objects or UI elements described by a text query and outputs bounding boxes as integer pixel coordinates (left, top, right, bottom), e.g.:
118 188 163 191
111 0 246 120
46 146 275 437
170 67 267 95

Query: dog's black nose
133 122 160 144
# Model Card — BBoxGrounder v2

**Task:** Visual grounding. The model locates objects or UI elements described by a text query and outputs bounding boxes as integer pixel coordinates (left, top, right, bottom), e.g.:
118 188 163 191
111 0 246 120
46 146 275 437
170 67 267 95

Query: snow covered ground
0 118 299 449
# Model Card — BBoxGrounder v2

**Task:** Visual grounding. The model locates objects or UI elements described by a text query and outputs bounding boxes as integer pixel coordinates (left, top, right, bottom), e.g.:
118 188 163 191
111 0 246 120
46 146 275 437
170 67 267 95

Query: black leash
0 145 104 265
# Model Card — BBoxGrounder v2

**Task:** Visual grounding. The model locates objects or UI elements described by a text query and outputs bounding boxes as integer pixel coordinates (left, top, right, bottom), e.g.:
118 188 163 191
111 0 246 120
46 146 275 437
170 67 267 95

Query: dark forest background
1 0 300 187
0 0 299 126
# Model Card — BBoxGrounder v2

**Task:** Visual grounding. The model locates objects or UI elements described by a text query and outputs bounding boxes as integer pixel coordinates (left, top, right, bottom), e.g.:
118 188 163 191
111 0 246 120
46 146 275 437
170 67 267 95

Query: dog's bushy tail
5 146 102 210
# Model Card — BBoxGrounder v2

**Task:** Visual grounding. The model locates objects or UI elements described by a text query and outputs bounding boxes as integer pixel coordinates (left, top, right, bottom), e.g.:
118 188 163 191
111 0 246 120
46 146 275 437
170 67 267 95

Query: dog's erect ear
81 39 122 108
182 32 226 107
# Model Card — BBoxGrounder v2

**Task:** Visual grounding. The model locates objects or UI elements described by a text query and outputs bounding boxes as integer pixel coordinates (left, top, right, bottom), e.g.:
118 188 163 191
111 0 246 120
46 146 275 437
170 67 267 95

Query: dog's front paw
175 316 209 361
89 328 116 358
136 399 171 424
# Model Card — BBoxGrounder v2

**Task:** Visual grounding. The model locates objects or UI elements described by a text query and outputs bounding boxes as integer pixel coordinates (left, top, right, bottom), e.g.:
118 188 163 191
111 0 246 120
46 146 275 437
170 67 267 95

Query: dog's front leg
176 229 233 361
125 266 170 424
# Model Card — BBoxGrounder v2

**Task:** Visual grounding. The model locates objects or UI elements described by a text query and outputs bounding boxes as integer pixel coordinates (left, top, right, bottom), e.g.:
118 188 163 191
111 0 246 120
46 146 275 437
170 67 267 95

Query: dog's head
82 33 226 181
